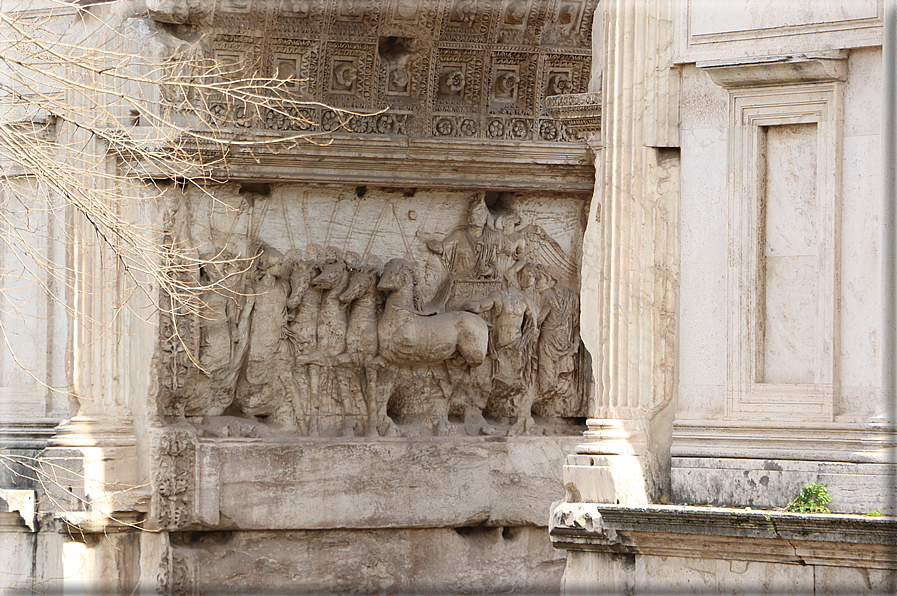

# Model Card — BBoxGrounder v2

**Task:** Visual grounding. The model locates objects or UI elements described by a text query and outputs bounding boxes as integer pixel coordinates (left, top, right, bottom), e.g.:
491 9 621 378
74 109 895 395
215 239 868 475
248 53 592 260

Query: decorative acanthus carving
157 542 197 596
153 431 196 530
159 193 586 437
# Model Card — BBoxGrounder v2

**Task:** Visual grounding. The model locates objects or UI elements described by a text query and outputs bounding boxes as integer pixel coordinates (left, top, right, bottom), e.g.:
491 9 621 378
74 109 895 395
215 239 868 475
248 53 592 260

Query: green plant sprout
787 482 832 513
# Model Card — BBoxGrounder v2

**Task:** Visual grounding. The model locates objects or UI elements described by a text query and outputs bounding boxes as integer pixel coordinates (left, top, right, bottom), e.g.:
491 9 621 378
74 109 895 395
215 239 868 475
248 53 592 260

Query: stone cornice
698 52 849 88
672 420 897 462
0 418 64 449
544 92 602 134
136 134 595 192
550 503 897 569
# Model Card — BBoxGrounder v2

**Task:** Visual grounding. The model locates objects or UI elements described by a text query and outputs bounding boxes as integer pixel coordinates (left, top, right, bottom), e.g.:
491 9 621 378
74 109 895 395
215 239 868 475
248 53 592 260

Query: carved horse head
376 258 411 292
311 258 348 290
339 258 382 305
377 258 422 311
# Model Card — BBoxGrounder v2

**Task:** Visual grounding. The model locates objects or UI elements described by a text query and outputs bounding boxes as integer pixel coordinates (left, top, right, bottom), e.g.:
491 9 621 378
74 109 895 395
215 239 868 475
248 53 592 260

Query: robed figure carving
423 193 502 313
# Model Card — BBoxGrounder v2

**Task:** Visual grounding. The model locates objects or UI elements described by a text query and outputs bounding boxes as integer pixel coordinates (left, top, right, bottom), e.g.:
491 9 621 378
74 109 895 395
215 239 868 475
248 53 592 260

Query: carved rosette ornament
153 431 196 530
156 0 592 142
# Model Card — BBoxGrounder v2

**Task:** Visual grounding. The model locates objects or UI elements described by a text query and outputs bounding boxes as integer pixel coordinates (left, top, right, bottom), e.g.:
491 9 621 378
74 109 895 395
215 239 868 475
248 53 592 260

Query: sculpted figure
463 268 539 433
497 212 527 285
312 248 351 358
289 243 325 355
235 245 301 430
534 265 580 410
424 193 502 313
426 192 498 280
186 253 251 418
288 244 325 434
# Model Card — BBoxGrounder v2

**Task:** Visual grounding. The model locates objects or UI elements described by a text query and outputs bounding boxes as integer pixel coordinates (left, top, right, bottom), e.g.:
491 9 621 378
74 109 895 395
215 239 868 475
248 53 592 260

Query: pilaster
582 0 680 500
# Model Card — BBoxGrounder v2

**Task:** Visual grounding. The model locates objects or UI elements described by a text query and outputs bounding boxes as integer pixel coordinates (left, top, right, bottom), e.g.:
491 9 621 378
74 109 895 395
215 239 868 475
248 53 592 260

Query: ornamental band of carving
152 0 592 142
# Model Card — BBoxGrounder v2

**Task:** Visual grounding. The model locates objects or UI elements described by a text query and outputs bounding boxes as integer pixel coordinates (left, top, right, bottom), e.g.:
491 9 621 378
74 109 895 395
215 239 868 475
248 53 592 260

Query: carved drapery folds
156 193 587 437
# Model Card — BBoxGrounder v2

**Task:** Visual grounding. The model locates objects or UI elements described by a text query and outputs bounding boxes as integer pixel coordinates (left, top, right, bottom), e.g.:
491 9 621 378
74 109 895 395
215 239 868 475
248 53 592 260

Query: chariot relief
158 190 587 438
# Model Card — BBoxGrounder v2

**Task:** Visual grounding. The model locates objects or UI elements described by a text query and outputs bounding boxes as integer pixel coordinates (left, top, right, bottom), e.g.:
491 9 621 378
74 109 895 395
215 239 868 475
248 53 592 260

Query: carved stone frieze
154 0 594 141
544 91 602 134
157 190 588 438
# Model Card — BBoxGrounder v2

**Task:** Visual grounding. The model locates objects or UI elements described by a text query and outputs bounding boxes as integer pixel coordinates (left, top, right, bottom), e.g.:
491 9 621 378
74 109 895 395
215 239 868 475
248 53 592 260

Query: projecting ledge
544 93 602 135
549 503 897 569
133 135 595 192
697 51 848 88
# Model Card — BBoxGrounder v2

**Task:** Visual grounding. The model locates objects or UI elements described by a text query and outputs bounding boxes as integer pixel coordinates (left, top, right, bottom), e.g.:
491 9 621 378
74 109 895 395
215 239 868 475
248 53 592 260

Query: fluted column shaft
580 0 679 499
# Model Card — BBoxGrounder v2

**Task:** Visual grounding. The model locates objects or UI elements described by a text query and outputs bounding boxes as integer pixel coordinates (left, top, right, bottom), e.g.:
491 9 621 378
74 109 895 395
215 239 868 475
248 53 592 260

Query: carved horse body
288 260 322 356
377 259 489 367
312 258 351 358
339 265 381 366
339 264 382 435
368 258 489 435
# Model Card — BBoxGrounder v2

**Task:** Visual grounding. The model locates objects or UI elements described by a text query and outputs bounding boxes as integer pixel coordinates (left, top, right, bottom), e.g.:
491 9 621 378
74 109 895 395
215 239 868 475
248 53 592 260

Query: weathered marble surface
556 0 892 594
157 185 590 440
186 526 565 595
0 511 32 593
162 435 580 530
553 504 897 595
671 457 896 515
676 0 883 61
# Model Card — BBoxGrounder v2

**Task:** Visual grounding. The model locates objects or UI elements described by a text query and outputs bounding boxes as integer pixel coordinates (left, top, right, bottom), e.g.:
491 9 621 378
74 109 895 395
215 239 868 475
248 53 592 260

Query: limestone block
636 555 815 595
0 512 33 592
815 565 897 595
564 454 648 506
671 457 896 514
194 437 579 530
561 550 634 596
187 526 565 594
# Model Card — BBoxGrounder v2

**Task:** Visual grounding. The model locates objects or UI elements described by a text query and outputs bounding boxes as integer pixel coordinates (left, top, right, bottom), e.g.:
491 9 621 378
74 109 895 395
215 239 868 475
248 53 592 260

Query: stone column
551 0 681 507
38 3 158 528
571 0 680 504
551 1 680 591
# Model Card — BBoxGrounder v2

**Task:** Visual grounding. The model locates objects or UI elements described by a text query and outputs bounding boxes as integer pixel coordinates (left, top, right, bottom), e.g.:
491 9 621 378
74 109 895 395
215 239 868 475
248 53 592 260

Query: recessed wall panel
761 123 820 385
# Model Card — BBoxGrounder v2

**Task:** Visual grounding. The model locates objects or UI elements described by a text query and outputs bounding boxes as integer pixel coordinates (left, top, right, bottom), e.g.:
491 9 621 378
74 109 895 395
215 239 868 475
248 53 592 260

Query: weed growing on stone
787 482 832 513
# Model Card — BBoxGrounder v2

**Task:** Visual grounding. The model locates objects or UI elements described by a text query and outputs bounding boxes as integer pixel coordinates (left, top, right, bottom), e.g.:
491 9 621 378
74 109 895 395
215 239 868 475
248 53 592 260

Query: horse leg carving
457 317 488 367
431 365 455 436
367 359 399 437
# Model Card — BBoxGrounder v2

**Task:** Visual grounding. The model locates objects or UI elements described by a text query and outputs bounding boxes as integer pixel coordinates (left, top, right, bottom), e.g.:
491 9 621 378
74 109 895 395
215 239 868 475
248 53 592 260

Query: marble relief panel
155 186 589 439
